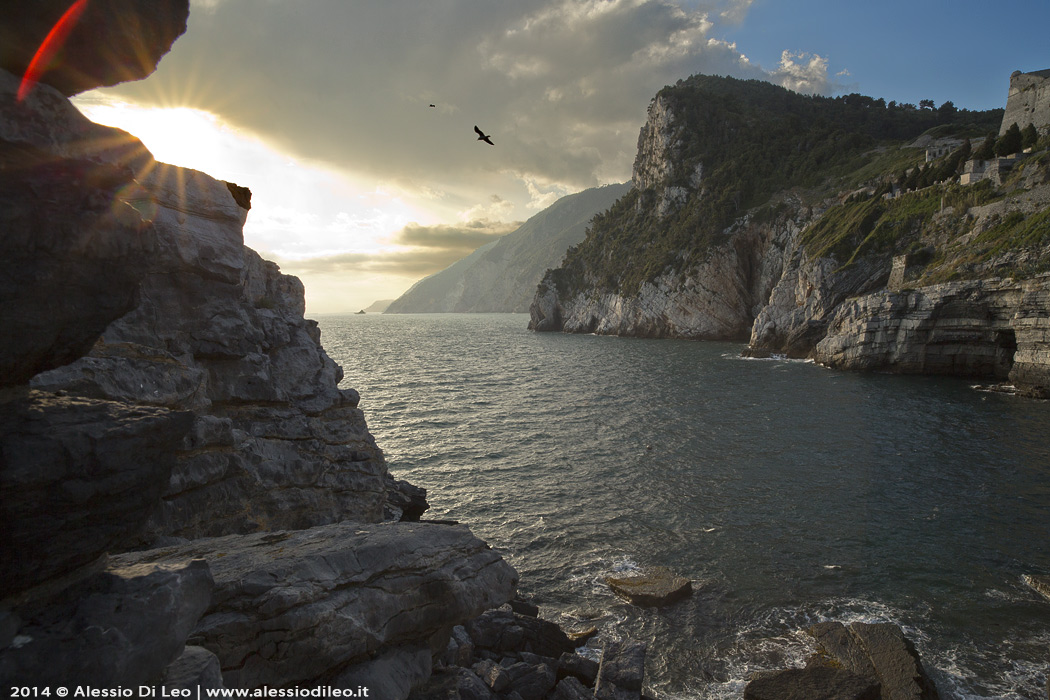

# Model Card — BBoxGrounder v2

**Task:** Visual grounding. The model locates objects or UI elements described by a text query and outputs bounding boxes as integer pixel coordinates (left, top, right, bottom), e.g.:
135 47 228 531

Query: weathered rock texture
813 278 1050 394
0 15 517 695
530 72 1050 397
529 201 805 340
745 621 940 700
0 559 213 688
1 68 390 537
0 1 190 96
114 522 518 689
1000 69 1050 136
605 566 692 607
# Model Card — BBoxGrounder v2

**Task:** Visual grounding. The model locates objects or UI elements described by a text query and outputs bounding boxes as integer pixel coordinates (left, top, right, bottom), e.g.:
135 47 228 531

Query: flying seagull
474 125 494 145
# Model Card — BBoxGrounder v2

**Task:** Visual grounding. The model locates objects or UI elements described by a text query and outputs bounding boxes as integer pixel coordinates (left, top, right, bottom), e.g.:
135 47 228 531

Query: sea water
318 312 1050 699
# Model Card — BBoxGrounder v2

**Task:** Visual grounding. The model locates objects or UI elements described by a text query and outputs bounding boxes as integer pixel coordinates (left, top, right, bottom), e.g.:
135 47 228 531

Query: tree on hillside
973 132 997 160
995 123 1023 156
919 99 935 110
938 101 957 121
1021 123 1040 149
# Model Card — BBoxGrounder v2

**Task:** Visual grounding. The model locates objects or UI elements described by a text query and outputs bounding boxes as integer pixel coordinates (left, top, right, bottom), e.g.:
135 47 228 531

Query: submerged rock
605 566 692 607
747 621 939 700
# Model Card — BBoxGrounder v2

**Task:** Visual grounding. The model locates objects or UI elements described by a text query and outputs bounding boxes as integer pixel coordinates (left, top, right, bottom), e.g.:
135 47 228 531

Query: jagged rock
0 1 189 96
595 639 646 700
0 559 212 688
1023 574 1050 602
5 66 389 533
848 623 939 700
605 566 692 607
502 661 557 700
113 521 518 689
557 652 600 687
386 472 431 521
551 676 595 700
473 659 512 693
443 625 476 668
161 646 225 691
410 666 497 700
800 621 939 700
510 597 540 618
0 391 192 597
467 607 576 659
743 666 880 700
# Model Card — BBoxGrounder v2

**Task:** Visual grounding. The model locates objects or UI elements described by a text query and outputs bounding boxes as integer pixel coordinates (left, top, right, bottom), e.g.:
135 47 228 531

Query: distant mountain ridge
385 182 630 313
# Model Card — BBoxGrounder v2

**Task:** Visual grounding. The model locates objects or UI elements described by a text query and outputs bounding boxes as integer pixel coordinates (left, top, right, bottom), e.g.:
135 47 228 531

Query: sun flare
72 99 240 178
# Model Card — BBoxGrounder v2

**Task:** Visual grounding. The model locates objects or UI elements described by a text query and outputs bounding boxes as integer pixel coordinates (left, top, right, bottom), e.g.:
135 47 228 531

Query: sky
71 0 1050 314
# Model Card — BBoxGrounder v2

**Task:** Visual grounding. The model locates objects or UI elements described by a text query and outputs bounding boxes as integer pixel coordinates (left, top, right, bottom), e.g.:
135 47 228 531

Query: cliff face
387 183 630 314
530 73 1050 397
1 5 516 692
1000 69 1050 136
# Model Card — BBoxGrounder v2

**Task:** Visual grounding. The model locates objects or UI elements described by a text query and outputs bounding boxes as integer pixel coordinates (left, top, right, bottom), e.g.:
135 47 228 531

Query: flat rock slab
605 566 692 606
114 520 518 689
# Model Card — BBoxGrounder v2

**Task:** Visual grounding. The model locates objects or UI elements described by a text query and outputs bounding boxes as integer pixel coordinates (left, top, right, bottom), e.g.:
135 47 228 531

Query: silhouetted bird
429 104 436 107
474 125 494 145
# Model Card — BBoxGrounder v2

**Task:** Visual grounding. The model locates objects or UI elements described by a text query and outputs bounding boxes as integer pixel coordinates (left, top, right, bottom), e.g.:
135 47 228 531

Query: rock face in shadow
0 1 190 96
115 522 519 689
0 391 192 598
0 559 213 688
0 68 390 537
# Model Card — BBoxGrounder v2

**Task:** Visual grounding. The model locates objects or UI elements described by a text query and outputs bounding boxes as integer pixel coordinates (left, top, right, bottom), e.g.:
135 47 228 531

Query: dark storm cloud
98 0 823 209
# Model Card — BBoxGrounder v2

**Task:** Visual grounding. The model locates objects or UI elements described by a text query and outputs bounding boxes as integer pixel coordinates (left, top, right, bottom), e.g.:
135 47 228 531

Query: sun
71 98 241 179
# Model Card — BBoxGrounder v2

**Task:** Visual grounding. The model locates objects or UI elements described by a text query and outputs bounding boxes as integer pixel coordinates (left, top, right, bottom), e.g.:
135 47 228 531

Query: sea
318 312 1050 700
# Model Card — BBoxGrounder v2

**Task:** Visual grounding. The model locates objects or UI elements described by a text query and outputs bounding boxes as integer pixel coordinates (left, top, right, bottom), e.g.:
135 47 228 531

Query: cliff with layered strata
530 73 1050 397
0 3 517 693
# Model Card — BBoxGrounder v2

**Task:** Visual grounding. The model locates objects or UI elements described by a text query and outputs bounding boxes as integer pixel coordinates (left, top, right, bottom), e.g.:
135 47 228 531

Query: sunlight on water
319 313 1050 699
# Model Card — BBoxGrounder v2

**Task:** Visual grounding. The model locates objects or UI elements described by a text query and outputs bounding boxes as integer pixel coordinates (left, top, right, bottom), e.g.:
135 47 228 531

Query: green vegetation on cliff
553 75 1003 297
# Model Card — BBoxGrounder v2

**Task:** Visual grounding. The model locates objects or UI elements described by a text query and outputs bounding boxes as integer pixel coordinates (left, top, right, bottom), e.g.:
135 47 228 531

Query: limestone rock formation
0 391 192 598
114 521 518 689
1000 69 1050 136
0 1 190 96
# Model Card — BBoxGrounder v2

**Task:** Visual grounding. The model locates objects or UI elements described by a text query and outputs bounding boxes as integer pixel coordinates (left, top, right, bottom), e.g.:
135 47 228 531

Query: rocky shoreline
0 4 1041 700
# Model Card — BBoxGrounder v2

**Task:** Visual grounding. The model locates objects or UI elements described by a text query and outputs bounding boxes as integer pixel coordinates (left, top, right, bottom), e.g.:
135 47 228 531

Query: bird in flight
474 125 494 145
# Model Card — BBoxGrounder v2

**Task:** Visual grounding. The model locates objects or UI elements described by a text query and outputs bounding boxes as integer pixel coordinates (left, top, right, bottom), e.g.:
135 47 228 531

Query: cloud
97 0 779 224
394 220 520 251
769 50 837 95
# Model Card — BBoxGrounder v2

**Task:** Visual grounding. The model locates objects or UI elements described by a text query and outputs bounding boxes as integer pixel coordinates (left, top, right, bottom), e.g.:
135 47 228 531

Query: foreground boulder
114 521 519 689
0 559 212 688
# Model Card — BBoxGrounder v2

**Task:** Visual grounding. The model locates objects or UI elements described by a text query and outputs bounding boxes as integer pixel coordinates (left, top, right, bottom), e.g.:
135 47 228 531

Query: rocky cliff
387 183 630 314
530 73 1050 397
1 3 517 693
